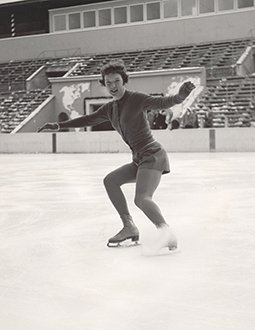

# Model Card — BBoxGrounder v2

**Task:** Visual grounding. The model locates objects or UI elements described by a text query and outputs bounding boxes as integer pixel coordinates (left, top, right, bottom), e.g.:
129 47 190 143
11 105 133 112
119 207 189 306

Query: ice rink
0 152 255 330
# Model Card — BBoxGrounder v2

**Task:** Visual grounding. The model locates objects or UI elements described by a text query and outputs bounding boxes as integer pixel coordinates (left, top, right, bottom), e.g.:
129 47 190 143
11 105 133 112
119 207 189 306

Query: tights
103 163 167 228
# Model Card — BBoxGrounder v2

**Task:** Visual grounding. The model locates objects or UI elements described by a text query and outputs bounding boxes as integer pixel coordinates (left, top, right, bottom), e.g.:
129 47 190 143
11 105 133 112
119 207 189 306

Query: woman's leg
103 163 139 244
134 168 177 252
134 168 167 228
103 162 137 216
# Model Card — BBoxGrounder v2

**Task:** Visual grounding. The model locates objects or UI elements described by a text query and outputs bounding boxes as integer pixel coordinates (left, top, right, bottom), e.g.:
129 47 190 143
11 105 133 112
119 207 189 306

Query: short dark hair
99 60 128 86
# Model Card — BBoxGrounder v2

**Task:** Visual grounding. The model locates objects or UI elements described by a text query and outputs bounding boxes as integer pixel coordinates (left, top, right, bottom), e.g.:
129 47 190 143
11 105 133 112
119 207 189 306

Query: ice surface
0 153 255 330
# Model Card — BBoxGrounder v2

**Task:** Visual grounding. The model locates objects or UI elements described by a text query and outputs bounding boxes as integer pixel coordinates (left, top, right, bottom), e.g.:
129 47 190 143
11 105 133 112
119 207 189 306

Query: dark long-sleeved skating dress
59 90 184 174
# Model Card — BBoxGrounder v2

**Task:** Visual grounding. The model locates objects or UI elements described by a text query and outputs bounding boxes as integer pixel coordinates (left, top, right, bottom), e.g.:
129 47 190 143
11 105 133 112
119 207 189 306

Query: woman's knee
103 173 113 188
103 171 120 189
134 194 149 209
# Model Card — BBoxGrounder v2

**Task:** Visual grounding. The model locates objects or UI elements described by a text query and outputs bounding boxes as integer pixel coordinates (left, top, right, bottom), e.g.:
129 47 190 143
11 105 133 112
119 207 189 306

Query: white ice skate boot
107 214 139 247
143 224 177 256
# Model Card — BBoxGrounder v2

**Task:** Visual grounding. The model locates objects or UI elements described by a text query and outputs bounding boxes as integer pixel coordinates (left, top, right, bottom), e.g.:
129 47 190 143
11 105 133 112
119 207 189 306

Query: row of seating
191 75 255 127
0 88 51 133
0 38 252 92
69 38 252 76
0 37 254 132
0 59 47 85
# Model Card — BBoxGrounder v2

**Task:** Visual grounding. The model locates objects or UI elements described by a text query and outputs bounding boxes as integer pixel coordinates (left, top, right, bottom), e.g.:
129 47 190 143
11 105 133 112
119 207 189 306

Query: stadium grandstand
0 0 255 139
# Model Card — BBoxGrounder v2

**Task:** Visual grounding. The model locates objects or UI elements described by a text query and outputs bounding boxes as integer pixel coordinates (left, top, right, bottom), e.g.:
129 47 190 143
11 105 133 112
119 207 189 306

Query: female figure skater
38 60 195 253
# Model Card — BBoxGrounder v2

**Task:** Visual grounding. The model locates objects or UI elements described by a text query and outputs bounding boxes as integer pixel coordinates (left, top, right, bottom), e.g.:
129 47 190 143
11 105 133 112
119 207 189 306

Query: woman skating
38 60 195 254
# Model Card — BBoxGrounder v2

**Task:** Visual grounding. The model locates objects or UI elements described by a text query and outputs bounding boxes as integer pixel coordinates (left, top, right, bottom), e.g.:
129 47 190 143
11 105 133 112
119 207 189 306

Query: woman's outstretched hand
37 122 59 132
178 81 196 100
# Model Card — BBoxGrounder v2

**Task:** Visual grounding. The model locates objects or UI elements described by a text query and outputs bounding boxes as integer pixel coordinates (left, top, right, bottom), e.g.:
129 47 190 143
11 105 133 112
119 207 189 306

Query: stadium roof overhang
0 0 47 5
0 0 116 8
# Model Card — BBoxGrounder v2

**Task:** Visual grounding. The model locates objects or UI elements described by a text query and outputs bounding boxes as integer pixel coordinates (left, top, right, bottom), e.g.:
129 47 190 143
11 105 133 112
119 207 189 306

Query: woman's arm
38 104 109 132
143 81 195 111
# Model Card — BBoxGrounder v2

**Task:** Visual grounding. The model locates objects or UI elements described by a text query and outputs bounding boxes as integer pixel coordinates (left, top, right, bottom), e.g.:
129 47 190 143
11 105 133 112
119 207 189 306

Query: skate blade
107 239 140 248
142 246 180 257
169 245 178 251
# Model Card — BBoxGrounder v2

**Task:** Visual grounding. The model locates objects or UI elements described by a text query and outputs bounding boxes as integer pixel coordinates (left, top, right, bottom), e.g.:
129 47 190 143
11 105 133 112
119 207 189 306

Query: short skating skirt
132 142 170 174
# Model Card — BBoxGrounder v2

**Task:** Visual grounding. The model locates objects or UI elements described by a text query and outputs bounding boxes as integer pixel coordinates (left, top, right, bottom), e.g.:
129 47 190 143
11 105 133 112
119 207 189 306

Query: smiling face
104 73 126 100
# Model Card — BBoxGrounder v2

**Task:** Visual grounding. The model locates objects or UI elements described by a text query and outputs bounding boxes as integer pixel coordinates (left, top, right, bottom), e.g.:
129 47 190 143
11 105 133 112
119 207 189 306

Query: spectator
182 108 199 128
165 109 173 129
170 119 180 130
147 109 156 129
204 107 213 128
153 110 167 129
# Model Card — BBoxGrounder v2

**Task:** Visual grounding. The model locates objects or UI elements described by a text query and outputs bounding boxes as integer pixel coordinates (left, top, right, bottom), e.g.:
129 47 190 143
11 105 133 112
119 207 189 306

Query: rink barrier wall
209 129 216 151
0 128 255 153
52 133 57 153
0 132 53 153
